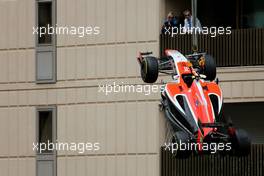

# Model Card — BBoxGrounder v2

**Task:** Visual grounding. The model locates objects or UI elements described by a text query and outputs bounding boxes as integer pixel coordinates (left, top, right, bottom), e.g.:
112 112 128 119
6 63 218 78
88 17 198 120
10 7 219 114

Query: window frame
35 0 57 84
36 47 56 83
36 106 57 176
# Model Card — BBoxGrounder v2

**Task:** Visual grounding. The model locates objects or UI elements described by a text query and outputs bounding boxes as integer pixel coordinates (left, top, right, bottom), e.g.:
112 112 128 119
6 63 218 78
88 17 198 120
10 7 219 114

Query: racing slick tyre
171 131 192 158
231 129 251 156
140 57 159 83
203 55 216 81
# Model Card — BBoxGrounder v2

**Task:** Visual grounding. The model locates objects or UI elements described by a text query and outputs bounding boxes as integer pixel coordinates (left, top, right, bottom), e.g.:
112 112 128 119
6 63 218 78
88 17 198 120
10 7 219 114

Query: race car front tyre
203 55 216 81
171 131 192 158
140 57 159 83
231 129 251 156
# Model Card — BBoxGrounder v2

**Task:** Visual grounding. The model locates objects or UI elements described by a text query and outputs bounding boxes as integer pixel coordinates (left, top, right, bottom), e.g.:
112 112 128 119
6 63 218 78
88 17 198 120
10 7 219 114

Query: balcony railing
160 28 264 67
161 144 264 176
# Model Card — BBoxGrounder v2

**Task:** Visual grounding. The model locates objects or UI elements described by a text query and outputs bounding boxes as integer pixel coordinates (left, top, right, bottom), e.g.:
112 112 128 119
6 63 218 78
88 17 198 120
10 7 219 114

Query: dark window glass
242 0 264 28
197 0 236 28
38 2 52 44
224 102 264 143
38 111 53 153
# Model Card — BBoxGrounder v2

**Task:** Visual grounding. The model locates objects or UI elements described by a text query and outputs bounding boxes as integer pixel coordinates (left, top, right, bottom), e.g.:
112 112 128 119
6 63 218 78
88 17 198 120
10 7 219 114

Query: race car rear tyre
171 131 192 158
140 57 159 83
231 129 251 156
203 55 216 81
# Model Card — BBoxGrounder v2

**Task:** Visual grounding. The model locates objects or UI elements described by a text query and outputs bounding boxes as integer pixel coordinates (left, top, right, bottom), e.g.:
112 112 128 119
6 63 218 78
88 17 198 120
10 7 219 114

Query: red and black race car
137 49 251 157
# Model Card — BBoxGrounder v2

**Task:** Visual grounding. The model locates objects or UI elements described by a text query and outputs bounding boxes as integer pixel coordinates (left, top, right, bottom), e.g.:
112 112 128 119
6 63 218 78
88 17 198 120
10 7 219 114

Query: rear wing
137 51 176 75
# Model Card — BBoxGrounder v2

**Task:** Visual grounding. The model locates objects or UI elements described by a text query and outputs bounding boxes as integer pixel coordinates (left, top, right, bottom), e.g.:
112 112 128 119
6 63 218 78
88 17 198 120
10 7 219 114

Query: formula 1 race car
137 50 251 157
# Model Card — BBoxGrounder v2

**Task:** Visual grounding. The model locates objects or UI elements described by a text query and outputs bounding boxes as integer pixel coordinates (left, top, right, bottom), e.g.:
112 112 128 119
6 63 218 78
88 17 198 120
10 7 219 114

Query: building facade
0 0 263 176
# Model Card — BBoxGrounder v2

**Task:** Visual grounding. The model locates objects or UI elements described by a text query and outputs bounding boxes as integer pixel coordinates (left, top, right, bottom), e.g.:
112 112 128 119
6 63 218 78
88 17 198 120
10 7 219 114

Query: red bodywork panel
164 52 222 146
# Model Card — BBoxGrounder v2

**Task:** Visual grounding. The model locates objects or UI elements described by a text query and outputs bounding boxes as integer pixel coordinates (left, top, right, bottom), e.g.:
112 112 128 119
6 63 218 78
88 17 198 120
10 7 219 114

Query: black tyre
231 129 251 156
140 57 159 83
171 131 192 158
203 55 216 81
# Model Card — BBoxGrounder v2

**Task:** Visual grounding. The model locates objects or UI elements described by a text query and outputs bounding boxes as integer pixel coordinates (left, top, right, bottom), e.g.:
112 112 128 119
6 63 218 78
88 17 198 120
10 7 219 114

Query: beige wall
0 0 161 176
0 0 36 175
0 0 35 50
218 66 264 102
0 0 263 176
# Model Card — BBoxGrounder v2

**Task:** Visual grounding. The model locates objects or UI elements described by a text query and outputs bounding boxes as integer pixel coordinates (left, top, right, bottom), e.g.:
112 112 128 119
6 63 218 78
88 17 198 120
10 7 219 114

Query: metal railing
160 28 264 67
161 144 264 176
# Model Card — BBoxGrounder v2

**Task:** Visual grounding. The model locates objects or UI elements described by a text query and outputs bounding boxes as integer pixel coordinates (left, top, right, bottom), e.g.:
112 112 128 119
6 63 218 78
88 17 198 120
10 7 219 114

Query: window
37 161 55 176
38 2 52 44
36 49 55 81
241 0 264 28
36 107 57 176
36 107 56 154
36 0 56 83
38 110 53 152
224 102 264 143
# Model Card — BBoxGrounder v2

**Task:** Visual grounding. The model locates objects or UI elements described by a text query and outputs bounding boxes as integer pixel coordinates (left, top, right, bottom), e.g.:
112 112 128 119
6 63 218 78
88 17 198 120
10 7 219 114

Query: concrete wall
218 66 264 103
0 0 36 175
0 0 160 176
0 0 263 176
